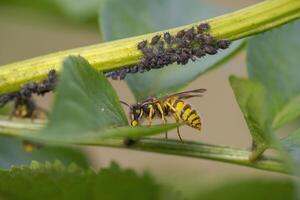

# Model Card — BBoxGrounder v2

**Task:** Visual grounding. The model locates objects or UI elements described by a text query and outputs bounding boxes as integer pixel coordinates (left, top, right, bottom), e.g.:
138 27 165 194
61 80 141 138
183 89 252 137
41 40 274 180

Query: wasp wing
141 89 206 105
159 88 206 101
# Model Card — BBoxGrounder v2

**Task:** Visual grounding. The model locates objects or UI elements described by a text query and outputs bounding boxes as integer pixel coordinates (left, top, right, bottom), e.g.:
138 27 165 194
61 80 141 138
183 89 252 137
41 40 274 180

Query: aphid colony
0 69 58 119
121 89 206 141
105 23 231 80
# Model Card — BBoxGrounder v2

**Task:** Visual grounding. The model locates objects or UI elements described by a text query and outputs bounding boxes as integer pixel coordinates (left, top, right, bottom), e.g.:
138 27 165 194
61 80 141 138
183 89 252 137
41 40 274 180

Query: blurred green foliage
0 161 183 200
0 136 89 169
0 0 105 27
194 178 294 200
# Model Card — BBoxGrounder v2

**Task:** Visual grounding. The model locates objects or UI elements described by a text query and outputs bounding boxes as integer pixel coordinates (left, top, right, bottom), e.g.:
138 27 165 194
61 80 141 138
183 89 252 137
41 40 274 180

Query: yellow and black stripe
166 97 202 130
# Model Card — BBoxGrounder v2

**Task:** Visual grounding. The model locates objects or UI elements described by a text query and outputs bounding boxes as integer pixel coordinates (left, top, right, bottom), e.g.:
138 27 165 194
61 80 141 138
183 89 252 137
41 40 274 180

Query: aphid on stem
106 22 231 80
150 35 161 45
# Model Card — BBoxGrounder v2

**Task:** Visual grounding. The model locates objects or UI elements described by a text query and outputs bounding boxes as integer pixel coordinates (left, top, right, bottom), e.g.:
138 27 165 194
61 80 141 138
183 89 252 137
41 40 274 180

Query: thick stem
0 0 299 94
0 118 290 174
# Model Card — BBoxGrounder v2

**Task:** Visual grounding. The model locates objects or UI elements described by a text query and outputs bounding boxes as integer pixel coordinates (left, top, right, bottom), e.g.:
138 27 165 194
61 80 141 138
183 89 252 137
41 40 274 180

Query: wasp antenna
196 88 207 92
120 100 130 107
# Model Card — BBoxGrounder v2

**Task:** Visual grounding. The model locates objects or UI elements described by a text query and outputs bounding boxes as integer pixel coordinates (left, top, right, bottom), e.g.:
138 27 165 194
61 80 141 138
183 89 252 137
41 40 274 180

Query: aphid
178 52 190 65
121 89 206 141
193 48 206 58
194 33 204 43
217 39 231 49
184 27 195 40
137 40 147 50
164 32 172 46
204 35 216 45
204 45 218 55
197 23 210 33
141 47 155 58
157 41 165 54
119 69 127 80
150 35 161 45
176 30 186 38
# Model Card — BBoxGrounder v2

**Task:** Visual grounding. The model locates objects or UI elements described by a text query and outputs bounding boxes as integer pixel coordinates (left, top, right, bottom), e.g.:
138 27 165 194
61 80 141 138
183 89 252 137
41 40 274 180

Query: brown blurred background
0 0 289 197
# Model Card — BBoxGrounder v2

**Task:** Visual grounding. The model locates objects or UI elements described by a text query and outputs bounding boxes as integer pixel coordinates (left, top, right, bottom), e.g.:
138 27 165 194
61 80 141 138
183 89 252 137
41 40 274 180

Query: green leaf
0 136 89 169
53 0 105 22
273 95 300 129
40 56 177 142
229 76 273 160
0 161 182 200
247 21 300 129
0 0 102 26
44 56 127 136
245 21 300 198
282 128 300 164
100 0 243 101
193 178 295 200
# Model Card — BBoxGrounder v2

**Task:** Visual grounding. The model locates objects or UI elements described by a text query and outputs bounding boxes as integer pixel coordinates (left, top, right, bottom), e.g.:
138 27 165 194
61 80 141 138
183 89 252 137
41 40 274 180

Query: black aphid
176 30 185 38
217 40 231 49
197 23 210 33
0 69 58 111
194 33 204 43
105 22 231 80
184 27 195 41
203 45 218 55
137 40 147 50
203 35 215 45
150 35 161 45
164 32 172 46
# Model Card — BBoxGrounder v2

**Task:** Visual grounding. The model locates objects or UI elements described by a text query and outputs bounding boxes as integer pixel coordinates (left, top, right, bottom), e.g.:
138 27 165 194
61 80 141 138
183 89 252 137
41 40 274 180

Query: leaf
44 56 127 135
0 136 89 169
193 178 295 200
53 0 105 22
0 0 102 26
0 161 183 200
244 21 300 198
40 56 177 142
100 0 244 101
247 21 300 129
273 95 300 129
229 76 273 159
282 128 300 164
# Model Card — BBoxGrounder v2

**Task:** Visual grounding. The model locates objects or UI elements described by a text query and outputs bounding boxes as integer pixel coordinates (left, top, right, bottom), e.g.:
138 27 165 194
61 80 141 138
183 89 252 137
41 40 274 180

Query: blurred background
0 0 291 198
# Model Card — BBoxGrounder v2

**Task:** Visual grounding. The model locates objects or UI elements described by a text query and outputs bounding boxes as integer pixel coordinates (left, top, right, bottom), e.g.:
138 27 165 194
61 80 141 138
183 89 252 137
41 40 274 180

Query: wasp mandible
121 89 206 141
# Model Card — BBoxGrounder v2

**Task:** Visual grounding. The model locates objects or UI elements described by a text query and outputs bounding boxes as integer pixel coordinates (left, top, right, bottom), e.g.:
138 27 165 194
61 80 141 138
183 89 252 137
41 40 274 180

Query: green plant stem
0 0 299 94
0 118 289 174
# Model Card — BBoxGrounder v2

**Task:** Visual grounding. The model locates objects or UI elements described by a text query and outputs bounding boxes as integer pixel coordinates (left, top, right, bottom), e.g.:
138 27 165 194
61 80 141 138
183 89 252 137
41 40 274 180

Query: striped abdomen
165 97 202 130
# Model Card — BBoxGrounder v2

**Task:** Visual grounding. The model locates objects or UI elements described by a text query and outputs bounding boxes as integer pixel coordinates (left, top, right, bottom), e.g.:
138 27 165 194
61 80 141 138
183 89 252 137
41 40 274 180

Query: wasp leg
148 105 155 126
177 126 183 142
164 118 168 139
172 114 183 142
165 102 184 141
31 106 48 122
156 103 168 139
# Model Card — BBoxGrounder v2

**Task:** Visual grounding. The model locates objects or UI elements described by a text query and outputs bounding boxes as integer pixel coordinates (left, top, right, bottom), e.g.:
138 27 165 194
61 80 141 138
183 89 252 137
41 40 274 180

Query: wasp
0 69 57 152
121 89 206 141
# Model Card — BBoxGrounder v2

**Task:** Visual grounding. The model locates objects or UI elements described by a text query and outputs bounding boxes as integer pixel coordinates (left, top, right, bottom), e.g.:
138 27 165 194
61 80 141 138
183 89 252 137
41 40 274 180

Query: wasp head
130 103 144 126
